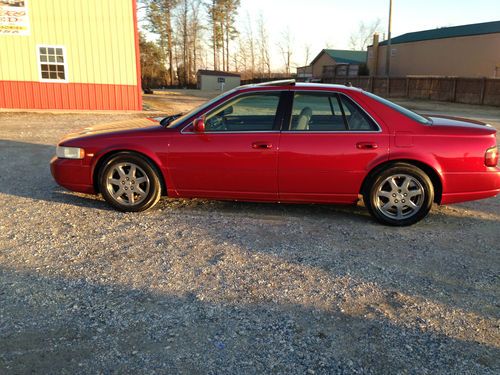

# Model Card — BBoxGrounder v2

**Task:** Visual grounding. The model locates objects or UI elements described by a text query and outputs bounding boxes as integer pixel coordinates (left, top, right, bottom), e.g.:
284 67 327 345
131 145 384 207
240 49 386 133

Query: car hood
65 118 161 139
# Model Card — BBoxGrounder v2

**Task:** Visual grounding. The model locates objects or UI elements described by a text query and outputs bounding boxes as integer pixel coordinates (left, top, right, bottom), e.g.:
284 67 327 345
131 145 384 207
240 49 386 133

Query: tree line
139 0 278 88
138 1 383 88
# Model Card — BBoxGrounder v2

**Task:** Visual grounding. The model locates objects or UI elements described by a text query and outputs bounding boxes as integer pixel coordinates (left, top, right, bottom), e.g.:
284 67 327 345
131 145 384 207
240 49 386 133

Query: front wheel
98 152 162 212
364 163 434 226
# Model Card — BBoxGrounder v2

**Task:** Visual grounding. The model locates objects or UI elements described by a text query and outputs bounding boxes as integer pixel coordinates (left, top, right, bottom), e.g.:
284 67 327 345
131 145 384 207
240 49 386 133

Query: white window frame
36 44 69 83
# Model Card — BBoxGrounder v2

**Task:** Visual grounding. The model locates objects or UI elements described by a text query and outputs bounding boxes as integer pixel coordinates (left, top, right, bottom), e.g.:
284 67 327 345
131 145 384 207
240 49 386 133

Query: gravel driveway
0 105 499 374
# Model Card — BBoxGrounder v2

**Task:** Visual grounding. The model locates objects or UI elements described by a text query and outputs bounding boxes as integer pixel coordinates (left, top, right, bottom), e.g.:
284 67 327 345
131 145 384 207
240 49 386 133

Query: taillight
485 146 498 167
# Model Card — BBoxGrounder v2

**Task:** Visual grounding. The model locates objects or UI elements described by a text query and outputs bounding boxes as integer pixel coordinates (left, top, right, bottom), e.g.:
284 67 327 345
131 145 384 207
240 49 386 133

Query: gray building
197 70 241 91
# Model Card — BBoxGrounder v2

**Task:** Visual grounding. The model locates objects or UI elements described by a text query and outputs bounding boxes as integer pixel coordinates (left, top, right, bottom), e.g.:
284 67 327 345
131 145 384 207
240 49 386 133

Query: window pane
39 46 66 81
338 95 377 131
205 93 280 132
363 91 430 124
290 93 346 131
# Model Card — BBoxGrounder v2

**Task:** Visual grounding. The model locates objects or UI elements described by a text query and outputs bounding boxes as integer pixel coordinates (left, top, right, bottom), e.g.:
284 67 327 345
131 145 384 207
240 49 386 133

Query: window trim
181 90 287 134
283 91 382 133
36 44 68 83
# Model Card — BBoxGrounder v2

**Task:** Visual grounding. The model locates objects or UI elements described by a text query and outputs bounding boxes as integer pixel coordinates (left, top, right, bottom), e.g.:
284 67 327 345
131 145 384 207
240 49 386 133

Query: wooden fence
322 76 500 106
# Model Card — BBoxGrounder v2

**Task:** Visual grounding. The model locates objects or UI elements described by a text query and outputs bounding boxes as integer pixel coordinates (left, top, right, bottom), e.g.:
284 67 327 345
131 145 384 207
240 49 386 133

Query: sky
238 0 500 69
140 0 500 72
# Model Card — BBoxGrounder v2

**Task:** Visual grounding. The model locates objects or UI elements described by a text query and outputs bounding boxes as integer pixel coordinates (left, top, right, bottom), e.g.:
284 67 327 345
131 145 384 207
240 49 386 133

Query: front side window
204 93 280 132
38 45 67 81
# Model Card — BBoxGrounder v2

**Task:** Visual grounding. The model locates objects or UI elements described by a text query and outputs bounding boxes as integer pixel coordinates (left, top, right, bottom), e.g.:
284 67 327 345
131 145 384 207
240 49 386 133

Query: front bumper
50 156 95 194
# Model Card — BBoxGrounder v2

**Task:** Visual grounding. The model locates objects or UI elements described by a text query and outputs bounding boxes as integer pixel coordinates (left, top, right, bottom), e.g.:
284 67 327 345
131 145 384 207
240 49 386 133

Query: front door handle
252 142 273 149
356 142 378 150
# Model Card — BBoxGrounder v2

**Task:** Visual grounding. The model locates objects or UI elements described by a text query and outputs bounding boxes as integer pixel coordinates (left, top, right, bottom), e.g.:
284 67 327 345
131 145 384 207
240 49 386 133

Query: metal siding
0 0 141 110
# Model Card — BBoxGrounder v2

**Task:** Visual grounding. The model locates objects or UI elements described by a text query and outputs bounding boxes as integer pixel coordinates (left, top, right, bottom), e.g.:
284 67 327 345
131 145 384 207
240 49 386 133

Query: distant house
367 20 500 77
197 70 241 91
307 49 367 81
296 65 313 82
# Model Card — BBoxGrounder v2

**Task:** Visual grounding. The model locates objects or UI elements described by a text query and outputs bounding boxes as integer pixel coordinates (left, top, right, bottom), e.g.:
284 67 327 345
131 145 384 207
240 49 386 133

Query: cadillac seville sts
51 81 500 226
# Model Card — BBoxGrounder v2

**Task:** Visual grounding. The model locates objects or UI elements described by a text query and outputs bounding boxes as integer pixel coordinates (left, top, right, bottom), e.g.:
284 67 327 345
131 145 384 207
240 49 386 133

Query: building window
37 45 67 82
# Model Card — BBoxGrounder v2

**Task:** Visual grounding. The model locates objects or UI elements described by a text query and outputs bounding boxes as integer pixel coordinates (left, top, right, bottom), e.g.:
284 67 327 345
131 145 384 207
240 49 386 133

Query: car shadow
0 266 498 374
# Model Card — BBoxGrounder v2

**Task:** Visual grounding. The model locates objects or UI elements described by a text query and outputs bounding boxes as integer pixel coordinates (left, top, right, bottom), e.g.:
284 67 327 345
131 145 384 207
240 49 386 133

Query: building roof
197 69 240 78
310 49 367 65
378 20 500 46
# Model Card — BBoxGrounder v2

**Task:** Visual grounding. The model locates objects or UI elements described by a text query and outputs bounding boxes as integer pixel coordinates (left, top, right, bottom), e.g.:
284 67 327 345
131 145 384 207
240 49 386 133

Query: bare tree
143 0 179 86
349 18 383 50
303 43 311 66
177 0 189 85
189 0 203 80
222 0 240 71
278 28 294 75
257 14 271 77
244 14 256 78
207 0 223 70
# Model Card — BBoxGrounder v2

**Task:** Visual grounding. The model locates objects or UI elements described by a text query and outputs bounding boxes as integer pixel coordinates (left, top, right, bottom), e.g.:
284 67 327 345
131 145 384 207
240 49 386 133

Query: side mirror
193 117 205 133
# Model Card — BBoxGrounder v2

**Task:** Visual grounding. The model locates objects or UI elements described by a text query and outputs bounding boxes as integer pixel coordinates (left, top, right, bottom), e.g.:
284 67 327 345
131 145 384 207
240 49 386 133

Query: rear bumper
441 168 500 204
50 156 95 194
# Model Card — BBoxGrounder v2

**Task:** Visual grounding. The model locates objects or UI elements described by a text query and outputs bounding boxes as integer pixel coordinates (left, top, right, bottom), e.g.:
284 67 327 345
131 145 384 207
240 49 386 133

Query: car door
278 90 390 204
167 91 285 201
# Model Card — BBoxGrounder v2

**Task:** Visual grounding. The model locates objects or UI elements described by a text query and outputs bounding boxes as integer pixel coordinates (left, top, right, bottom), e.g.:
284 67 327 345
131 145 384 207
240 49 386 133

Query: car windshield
166 89 238 128
363 91 431 125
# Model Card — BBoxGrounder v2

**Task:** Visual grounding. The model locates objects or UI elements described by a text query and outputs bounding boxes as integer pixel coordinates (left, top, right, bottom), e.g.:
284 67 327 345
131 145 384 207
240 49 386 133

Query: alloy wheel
105 162 150 206
374 174 425 219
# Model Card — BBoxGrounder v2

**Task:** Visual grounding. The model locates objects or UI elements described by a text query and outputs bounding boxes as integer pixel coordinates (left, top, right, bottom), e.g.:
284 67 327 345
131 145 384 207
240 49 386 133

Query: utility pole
385 0 393 76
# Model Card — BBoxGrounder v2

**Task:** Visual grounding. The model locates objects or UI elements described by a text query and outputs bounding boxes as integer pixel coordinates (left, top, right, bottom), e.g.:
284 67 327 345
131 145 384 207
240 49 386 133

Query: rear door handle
252 142 273 149
356 142 378 150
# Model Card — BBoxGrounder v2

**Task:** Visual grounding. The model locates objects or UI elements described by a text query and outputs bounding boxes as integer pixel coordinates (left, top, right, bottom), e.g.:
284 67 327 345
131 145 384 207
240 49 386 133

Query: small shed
197 70 241 91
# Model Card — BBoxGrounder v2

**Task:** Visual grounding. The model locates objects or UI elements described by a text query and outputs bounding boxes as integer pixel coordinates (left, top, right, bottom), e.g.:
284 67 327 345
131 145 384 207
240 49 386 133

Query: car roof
237 80 364 92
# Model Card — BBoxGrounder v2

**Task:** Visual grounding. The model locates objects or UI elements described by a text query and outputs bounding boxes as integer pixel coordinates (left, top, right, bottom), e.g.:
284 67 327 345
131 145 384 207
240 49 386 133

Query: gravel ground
0 100 499 374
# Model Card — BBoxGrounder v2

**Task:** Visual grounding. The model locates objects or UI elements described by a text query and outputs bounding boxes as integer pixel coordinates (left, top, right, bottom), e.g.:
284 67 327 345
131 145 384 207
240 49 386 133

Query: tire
364 163 434 226
98 152 162 212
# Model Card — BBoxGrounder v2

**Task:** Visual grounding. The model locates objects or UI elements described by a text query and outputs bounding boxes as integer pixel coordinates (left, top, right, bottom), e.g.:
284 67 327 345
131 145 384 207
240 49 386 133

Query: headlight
56 146 85 159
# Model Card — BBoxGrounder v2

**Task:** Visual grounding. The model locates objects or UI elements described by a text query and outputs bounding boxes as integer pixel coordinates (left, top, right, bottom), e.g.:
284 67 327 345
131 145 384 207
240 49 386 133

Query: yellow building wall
0 0 137 85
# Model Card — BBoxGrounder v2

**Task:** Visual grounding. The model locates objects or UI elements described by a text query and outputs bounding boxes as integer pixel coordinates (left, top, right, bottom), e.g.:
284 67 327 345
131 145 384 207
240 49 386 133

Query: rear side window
289 92 378 131
338 95 378 131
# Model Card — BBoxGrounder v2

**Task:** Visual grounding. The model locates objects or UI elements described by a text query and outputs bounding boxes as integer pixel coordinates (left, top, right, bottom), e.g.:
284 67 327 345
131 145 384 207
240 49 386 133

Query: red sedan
51 81 500 226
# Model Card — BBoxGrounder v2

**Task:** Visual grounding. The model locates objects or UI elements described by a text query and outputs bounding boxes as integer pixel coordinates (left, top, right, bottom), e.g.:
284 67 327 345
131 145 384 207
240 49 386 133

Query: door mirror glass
193 118 205 133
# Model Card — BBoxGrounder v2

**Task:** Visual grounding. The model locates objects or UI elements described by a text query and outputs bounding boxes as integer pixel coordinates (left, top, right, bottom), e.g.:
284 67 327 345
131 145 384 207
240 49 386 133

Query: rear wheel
98 152 162 212
364 163 434 226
